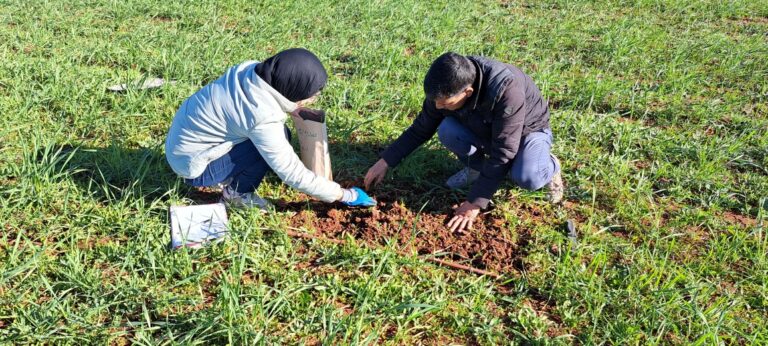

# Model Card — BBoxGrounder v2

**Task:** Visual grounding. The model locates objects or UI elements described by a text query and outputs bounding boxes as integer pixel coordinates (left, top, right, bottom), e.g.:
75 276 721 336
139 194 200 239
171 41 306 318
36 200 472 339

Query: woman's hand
339 187 377 207
364 159 389 190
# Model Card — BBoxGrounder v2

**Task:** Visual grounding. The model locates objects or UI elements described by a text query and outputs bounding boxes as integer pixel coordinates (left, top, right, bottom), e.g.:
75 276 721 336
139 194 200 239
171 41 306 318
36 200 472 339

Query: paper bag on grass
107 77 176 92
169 203 229 249
291 108 333 180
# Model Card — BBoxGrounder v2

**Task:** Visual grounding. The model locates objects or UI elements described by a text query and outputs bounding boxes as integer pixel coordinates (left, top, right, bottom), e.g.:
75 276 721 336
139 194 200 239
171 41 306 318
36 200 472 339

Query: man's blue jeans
437 116 559 191
185 127 291 193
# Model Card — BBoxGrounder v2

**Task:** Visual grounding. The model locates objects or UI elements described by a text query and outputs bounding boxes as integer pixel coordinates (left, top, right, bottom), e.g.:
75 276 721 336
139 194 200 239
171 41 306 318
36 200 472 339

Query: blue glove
340 187 377 207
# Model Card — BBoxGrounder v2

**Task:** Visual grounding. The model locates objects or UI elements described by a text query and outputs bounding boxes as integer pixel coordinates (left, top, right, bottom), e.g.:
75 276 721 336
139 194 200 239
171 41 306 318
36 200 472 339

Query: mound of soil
281 192 528 274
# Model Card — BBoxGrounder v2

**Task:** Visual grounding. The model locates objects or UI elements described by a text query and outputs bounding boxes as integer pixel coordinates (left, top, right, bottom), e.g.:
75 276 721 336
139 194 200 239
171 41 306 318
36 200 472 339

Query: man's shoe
547 154 564 204
446 167 481 190
221 185 273 211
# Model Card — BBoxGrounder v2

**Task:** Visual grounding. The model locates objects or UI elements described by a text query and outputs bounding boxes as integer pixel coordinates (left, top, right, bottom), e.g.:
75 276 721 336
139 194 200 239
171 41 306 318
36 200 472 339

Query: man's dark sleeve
467 82 526 209
380 100 444 167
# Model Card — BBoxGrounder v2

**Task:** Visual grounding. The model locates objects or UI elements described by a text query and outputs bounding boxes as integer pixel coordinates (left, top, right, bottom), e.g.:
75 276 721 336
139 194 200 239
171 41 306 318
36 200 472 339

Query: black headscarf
255 48 328 102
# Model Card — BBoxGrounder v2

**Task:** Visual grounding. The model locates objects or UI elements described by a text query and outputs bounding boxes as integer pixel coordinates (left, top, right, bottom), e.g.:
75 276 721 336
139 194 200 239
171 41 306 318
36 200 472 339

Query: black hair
423 52 476 100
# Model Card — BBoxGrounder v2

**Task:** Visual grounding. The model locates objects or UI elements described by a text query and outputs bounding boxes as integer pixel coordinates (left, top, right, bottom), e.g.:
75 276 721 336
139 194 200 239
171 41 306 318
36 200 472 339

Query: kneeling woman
165 48 374 209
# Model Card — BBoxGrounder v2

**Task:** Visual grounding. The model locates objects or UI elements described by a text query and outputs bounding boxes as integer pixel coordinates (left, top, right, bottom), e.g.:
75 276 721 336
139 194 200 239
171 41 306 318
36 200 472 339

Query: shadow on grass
42 144 181 204
41 139 465 208
44 137 562 214
327 139 467 212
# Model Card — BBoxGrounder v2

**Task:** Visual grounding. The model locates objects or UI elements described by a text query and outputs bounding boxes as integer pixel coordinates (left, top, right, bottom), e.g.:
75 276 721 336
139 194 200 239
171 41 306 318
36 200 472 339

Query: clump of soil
281 192 528 274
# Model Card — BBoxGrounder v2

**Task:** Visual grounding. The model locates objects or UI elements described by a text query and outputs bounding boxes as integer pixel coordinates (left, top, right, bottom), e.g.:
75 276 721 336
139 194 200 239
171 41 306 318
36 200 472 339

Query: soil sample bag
291 108 333 180
169 203 229 249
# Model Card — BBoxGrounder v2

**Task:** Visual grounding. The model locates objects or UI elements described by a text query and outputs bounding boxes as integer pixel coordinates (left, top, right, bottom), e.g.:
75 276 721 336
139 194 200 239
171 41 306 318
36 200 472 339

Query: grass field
1 0 767 344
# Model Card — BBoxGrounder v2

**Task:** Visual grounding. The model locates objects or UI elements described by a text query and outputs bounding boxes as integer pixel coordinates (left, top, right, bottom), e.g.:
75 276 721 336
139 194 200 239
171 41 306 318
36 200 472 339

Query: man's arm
466 81 526 209
379 100 445 167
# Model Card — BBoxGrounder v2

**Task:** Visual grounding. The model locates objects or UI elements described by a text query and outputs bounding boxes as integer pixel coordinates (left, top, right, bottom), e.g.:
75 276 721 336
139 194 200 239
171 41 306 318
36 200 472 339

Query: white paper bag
169 203 229 249
291 108 333 180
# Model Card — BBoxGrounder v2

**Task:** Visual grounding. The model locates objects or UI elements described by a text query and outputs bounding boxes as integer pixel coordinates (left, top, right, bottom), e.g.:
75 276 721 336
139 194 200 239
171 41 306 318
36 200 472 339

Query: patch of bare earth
280 189 534 275
721 211 758 228
285 201 527 274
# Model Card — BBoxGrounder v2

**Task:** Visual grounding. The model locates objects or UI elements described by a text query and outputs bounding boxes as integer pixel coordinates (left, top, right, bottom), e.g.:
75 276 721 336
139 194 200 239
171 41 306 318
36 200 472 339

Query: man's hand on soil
447 201 481 233
364 158 389 190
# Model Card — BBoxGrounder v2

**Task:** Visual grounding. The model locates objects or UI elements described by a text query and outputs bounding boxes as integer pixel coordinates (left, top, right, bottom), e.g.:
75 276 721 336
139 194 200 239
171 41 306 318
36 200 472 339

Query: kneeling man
364 52 563 232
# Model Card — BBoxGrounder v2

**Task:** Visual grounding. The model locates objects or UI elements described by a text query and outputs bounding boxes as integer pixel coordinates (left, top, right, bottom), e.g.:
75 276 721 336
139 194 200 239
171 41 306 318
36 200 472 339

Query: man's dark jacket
380 56 551 208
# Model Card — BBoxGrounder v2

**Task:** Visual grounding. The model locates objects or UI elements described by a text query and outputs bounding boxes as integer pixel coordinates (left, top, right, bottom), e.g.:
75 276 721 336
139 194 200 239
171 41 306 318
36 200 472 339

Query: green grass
1 0 767 344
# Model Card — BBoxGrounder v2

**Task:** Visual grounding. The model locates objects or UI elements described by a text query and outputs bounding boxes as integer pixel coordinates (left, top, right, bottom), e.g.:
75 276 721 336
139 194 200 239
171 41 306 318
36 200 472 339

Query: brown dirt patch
280 193 529 275
721 211 757 228
728 16 768 25
76 236 112 250
150 15 175 23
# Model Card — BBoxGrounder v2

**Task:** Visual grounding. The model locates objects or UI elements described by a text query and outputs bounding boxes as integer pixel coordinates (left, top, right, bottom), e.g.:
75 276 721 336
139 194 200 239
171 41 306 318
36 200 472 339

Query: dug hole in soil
279 187 530 274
